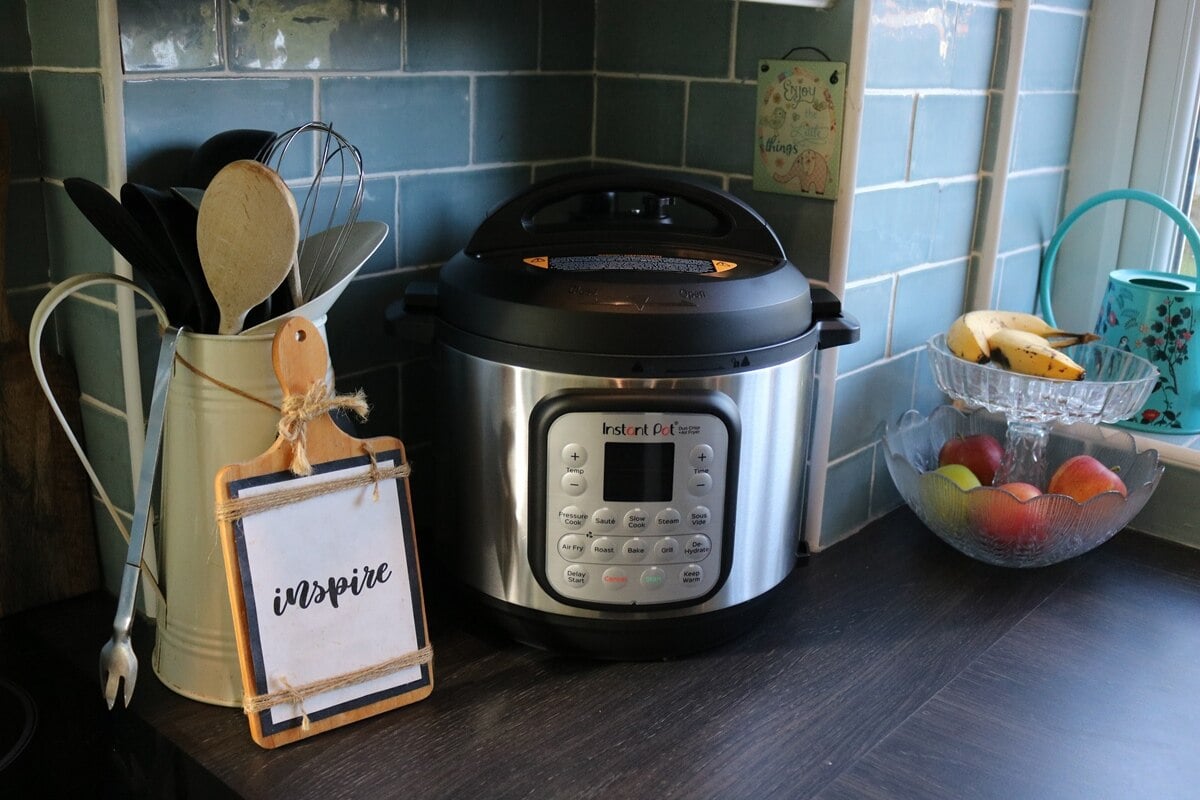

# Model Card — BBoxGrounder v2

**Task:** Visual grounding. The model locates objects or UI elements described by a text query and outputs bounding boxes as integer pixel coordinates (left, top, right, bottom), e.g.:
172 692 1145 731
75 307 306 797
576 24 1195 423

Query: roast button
590 536 617 561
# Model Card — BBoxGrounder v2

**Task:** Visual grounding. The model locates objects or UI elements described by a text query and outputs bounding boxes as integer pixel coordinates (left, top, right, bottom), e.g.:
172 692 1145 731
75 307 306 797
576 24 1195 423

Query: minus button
561 472 588 496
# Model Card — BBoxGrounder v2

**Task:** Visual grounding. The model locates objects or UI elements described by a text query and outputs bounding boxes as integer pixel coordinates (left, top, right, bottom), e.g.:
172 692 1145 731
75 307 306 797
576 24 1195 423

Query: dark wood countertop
3 507 1199 798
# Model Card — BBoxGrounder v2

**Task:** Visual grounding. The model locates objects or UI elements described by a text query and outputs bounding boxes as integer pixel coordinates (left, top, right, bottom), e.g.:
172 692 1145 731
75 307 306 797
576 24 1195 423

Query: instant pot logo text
601 421 702 437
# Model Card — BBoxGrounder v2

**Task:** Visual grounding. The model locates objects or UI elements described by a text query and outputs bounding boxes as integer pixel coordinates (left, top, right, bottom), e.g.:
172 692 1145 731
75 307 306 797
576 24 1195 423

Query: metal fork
99 328 183 709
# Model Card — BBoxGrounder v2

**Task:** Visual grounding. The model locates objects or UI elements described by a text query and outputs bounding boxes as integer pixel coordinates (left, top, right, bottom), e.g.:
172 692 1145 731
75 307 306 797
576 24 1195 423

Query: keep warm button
680 565 704 585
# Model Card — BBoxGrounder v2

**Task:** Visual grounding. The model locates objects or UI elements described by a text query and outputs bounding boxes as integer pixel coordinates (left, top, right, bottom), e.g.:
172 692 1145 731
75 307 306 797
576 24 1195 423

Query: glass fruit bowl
926 333 1160 488
883 406 1164 568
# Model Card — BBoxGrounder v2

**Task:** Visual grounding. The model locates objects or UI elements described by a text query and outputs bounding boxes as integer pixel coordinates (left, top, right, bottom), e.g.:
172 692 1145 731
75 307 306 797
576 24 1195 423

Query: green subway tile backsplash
30 71 107 183
734 1 854 80
0 0 32 67
686 82 756 174
596 0 733 78
60 298 126 413
596 78 686 165
540 0 596 72
475 75 594 164
406 0 539 72
397 167 531 266
26 0 100 68
3 181 48 293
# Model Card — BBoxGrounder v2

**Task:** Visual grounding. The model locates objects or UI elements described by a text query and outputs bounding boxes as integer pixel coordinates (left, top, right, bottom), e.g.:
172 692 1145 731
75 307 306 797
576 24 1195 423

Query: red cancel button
602 567 628 590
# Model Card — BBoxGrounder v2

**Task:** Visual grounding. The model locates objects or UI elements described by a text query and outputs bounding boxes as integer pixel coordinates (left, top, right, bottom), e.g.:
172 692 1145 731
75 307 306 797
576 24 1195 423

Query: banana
945 310 1098 364
986 328 1087 381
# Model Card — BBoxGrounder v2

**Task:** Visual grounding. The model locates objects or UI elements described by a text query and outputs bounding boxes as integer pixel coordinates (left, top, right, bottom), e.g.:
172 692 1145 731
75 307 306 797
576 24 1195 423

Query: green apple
933 463 982 490
918 464 981 532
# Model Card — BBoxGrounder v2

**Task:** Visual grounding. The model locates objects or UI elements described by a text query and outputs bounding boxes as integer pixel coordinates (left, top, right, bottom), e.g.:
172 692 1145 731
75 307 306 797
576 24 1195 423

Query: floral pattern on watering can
1039 188 1200 435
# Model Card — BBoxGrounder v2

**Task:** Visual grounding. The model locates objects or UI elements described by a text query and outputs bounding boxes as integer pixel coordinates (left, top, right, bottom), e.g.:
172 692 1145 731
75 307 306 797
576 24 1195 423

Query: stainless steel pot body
436 342 815 620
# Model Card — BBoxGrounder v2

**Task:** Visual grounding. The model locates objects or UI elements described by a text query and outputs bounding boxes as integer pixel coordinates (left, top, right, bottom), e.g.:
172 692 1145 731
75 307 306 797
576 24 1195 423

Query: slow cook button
564 564 589 587
590 536 617 561
623 508 648 531
557 534 589 561
558 505 588 530
680 564 704 585
602 567 628 590
684 534 712 560
640 567 666 591
561 472 587 496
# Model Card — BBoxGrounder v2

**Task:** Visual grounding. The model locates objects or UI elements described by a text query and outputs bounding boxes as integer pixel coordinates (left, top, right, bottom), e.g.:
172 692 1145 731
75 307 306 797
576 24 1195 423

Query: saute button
684 534 712 560
602 567 628 590
561 443 588 467
623 508 648 531
561 472 587 496
558 534 589 560
654 507 681 531
653 537 679 562
640 567 666 590
592 508 617 531
689 444 714 468
687 472 713 496
680 564 704 585
622 538 648 562
558 505 588 530
590 536 617 561
564 565 589 587
689 506 711 529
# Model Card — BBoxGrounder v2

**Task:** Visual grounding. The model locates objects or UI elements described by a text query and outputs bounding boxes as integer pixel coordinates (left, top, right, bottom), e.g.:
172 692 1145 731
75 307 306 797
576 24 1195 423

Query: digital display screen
603 443 675 502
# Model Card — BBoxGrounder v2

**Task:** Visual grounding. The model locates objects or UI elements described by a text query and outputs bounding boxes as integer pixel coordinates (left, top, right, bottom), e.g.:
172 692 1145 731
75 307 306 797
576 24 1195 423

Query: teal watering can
1038 188 1200 434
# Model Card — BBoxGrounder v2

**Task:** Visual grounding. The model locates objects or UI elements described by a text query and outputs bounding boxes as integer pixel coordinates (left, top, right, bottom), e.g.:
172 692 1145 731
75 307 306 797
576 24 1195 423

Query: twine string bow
277 381 369 475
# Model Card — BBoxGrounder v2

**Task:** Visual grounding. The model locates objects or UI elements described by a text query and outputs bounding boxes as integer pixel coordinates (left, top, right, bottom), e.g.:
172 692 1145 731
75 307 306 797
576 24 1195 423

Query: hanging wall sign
754 59 846 200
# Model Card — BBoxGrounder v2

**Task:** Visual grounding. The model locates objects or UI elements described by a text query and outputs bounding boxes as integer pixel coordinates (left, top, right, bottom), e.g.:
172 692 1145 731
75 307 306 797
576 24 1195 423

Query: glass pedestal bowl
926 333 1161 488
884 406 1164 567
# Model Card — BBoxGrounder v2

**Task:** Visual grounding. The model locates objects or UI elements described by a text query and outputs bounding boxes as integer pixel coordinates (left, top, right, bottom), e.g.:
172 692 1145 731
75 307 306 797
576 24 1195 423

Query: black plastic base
467 586 784 660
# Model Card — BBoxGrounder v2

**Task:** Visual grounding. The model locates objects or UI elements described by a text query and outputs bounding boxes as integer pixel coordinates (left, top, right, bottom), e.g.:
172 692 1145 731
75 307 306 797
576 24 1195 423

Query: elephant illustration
773 149 830 195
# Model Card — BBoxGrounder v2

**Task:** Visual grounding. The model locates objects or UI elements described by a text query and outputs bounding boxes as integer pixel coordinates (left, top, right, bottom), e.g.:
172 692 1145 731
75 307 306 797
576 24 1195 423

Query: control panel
531 393 737 609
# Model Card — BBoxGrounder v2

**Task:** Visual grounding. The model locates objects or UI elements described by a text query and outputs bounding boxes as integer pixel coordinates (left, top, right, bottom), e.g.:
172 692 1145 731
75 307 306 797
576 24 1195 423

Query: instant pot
416 170 858 658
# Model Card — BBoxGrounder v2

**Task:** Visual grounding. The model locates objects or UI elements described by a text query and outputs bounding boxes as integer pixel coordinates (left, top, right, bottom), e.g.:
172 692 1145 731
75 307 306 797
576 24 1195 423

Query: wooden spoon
197 160 298 335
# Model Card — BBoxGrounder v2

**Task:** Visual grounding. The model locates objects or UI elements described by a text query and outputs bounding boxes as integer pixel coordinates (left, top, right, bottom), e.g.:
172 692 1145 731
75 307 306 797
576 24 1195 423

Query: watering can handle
29 273 172 603
1038 188 1200 327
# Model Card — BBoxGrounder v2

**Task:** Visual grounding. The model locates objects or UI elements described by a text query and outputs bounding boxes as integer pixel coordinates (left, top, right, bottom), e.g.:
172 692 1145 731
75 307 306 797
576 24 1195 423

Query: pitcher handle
1038 188 1200 327
29 273 171 604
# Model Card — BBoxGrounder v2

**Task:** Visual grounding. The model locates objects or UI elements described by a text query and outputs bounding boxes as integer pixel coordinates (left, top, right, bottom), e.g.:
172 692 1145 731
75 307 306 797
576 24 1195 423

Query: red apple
938 433 1004 486
972 482 1047 544
1047 455 1127 503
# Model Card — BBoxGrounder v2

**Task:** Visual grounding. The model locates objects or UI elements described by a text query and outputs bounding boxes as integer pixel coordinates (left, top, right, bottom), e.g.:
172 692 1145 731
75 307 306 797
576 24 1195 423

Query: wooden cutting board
0 116 100 616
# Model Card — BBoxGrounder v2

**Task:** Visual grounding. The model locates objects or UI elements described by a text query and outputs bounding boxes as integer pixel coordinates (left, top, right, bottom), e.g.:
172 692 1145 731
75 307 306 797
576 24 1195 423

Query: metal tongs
99 328 183 709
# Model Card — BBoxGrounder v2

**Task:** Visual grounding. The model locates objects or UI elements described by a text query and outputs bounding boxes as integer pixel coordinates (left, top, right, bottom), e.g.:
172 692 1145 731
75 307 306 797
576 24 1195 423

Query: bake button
564 565 589 587
683 534 712 560
602 567 628 590
590 536 617 561
654 507 681 531
680 564 704 585
689 506 711 529
592 508 617 531
558 505 588 530
623 508 648 531
687 472 713 496
640 567 666 591
561 472 587 496
689 444 715 468
561 443 588 467
652 537 679 562
557 534 589 561
621 538 648 562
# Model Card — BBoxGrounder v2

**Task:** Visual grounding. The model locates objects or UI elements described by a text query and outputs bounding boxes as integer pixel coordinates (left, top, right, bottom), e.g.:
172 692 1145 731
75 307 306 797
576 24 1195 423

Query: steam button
654 507 682 531
561 443 588 467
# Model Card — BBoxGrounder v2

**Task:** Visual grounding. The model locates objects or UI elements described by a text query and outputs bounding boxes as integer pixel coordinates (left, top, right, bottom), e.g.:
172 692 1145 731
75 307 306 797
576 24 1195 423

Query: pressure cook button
653 537 679 562
590 536 617 561
592 508 617 531
687 472 713 496
558 534 589 561
680 564 704 585
564 565 589 588
602 567 628 590
558 505 588 530
622 538 648 562
561 472 587 496
623 508 648 531
561 443 588 467
654 508 681 531
689 444 715 468
640 567 666 590
684 534 712 560
689 506 711 529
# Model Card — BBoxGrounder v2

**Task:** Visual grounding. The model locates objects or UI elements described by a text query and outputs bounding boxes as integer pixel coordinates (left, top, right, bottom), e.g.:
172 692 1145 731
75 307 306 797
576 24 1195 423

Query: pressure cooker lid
436 170 818 356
